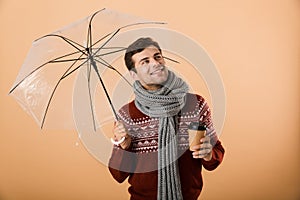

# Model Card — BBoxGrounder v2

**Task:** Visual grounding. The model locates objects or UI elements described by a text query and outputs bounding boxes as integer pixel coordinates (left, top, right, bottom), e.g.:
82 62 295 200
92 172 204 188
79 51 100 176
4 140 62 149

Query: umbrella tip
8 88 15 95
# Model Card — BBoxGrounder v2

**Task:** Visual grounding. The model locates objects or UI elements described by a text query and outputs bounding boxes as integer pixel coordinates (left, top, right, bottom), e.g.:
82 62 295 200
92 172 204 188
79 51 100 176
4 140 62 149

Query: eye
141 59 149 65
154 54 163 60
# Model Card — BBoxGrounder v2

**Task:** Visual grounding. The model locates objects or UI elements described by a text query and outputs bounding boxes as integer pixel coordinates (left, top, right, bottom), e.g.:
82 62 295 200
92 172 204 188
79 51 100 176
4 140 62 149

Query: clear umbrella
9 8 165 130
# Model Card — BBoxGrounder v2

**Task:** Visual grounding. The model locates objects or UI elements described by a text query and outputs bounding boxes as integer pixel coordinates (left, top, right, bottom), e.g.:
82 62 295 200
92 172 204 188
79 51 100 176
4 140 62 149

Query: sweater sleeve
197 95 225 170
202 140 225 171
108 145 136 183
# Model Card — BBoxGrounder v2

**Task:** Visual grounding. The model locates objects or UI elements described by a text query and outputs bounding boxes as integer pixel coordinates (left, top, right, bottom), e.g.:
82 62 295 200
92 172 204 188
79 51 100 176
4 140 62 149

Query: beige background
1 0 300 199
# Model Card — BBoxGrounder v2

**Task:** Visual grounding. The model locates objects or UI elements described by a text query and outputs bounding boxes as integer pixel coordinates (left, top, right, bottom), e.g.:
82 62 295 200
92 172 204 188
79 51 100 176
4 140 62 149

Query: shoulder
184 93 207 111
185 93 205 102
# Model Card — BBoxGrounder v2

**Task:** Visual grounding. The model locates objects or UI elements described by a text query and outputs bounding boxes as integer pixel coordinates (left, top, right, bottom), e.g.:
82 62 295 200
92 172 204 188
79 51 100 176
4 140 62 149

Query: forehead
132 45 161 62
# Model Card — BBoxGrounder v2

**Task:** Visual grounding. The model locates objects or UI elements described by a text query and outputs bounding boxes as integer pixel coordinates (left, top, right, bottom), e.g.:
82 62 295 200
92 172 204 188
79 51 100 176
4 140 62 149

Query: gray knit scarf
133 70 189 200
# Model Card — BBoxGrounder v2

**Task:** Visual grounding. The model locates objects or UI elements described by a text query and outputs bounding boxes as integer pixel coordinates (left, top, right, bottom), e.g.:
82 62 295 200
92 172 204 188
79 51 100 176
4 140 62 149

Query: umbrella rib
48 49 87 63
94 28 121 55
40 53 86 129
87 8 114 51
120 21 167 31
86 61 97 131
93 47 127 57
86 8 106 48
90 21 166 49
90 59 119 121
95 46 126 49
49 57 87 63
9 49 87 94
93 57 132 87
36 34 87 55
163 56 180 64
9 61 52 94
87 13 93 58
61 58 89 80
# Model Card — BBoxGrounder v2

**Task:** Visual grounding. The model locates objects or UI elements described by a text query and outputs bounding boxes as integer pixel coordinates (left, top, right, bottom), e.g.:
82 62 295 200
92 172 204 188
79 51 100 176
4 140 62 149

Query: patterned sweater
109 93 225 200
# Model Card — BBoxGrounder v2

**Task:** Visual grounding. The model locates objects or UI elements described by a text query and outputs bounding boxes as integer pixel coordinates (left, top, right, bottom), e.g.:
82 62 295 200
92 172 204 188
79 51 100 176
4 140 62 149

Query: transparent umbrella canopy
9 8 165 130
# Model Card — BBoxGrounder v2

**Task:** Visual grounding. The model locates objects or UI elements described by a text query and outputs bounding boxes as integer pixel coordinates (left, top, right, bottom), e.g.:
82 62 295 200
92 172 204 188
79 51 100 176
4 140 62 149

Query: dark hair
124 37 161 71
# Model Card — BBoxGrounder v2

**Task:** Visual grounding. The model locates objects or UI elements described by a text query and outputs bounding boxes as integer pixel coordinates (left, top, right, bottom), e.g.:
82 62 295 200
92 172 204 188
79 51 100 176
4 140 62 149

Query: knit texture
133 70 189 200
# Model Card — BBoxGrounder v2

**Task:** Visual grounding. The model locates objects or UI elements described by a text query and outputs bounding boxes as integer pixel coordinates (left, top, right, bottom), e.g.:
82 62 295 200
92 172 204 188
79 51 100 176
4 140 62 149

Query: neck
141 84 162 91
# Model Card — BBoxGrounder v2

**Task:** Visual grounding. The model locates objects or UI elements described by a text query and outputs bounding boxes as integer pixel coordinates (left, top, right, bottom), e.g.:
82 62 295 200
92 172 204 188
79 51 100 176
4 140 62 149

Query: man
109 37 224 200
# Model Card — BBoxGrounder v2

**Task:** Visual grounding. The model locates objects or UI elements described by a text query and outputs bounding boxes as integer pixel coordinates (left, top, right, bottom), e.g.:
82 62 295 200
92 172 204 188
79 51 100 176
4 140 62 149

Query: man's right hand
112 121 131 150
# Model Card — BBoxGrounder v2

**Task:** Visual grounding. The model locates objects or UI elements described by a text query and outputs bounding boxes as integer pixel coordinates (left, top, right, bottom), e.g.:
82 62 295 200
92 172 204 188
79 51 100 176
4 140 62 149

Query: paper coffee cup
188 122 206 151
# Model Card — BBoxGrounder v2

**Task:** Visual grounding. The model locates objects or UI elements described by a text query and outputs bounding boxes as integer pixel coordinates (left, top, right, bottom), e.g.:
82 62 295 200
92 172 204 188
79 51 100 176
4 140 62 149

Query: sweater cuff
109 145 134 171
202 141 224 171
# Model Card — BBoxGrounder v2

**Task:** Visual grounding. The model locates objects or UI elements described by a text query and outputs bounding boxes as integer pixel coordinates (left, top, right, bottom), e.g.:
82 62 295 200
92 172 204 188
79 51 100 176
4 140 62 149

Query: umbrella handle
110 136 126 146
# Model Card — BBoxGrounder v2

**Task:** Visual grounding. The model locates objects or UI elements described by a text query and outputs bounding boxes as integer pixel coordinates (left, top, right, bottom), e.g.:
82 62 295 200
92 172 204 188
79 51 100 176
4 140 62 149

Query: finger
190 144 201 151
192 144 212 155
191 140 211 151
114 121 126 132
115 126 125 133
200 136 210 143
113 131 127 141
192 148 208 156
200 142 212 149
117 123 125 129
113 129 126 140
193 151 207 159
193 149 211 159
114 124 124 132
116 124 128 135
114 131 127 139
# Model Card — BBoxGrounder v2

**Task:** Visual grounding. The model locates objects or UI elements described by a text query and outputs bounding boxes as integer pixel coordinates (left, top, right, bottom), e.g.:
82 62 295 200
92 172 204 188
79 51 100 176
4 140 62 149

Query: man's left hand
191 135 212 161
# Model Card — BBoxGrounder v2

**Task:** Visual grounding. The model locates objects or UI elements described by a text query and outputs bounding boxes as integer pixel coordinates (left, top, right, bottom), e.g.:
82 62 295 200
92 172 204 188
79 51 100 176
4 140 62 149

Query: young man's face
130 45 168 90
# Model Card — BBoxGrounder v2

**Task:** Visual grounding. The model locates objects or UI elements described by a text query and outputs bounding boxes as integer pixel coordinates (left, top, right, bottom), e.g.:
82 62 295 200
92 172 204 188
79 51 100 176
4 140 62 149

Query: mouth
150 66 165 75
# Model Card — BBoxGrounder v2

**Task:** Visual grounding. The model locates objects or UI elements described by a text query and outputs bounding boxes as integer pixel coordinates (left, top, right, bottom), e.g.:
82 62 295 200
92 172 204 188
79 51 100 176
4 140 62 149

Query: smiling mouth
150 66 165 75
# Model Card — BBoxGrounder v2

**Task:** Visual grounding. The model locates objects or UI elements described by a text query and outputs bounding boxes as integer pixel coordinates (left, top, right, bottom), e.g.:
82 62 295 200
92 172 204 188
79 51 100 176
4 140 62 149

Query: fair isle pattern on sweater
117 93 215 154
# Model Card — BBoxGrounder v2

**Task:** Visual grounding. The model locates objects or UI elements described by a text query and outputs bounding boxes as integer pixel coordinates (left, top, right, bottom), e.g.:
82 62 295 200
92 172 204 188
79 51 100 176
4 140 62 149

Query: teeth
150 67 164 75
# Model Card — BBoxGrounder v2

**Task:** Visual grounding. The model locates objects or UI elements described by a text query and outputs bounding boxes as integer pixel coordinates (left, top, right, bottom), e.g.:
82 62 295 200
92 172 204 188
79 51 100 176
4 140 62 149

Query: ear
129 70 139 81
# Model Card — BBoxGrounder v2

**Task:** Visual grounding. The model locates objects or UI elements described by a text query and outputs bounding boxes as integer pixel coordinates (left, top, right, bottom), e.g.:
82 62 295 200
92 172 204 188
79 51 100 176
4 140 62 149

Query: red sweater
109 93 225 200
